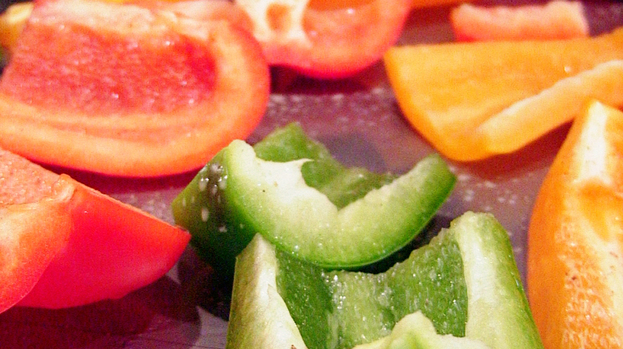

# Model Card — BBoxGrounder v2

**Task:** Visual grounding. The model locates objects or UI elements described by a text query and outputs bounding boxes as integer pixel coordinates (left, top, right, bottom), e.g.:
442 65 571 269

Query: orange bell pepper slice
450 1 589 42
0 146 190 313
234 0 412 78
527 100 623 347
0 0 270 177
384 27 623 162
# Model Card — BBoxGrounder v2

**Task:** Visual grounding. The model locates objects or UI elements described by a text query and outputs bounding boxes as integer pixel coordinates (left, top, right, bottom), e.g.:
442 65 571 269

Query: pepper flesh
450 1 589 42
384 28 623 161
2 0 409 79
0 0 270 177
172 123 455 278
227 213 543 348
528 100 623 347
235 0 412 78
0 147 190 313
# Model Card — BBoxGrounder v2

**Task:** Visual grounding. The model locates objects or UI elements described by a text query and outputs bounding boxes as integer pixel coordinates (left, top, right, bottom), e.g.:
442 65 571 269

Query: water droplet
198 177 209 192
218 177 227 190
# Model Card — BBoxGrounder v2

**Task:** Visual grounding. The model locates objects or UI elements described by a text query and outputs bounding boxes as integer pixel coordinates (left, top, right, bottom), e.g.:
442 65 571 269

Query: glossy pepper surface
0 0 270 177
172 123 455 278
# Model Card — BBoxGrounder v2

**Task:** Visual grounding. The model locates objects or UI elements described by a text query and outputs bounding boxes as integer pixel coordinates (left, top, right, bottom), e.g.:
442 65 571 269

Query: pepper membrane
227 213 543 348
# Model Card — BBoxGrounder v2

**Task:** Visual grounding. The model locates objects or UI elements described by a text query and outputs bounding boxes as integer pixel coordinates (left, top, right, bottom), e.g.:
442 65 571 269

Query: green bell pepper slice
172 123 456 277
227 212 543 349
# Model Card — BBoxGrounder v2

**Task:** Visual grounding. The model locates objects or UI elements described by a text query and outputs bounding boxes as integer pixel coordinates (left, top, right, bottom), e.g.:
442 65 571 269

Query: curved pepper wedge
234 0 412 78
528 100 623 347
227 213 543 348
0 0 270 177
0 147 190 313
172 123 455 279
384 28 623 161
0 175 73 312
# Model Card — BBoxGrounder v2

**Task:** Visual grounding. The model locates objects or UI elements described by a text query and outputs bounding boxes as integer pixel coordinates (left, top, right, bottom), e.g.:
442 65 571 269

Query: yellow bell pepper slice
0 2 33 54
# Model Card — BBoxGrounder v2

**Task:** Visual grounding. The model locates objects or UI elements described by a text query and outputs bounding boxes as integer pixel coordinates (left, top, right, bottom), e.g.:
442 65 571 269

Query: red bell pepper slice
0 0 270 177
0 176 73 312
234 0 413 78
0 147 190 313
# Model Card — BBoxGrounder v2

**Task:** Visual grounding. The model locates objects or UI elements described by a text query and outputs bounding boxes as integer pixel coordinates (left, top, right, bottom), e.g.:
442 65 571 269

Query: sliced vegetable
172 123 455 277
227 212 543 348
234 0 412 78
0 147 190 312
0 0 270 177
0 176 73 313
0 0 254 57
528 100 623 347
352 312 490 349
252 123 398 208
0 1 32 55
384 28 623 161
450 1 589 42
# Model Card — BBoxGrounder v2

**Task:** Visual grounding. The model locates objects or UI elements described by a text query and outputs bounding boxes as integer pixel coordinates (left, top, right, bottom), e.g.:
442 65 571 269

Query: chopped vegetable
227 212 543 348
234 0 412 78
172 123 455 278
0 174 73 313
384 28 623 161
528 100 623 347
1 0 410 79
450 1 589 42
0 147 190 312
0 1 33 55
252 123 398 208
352 312 490 349
0 0 270 177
